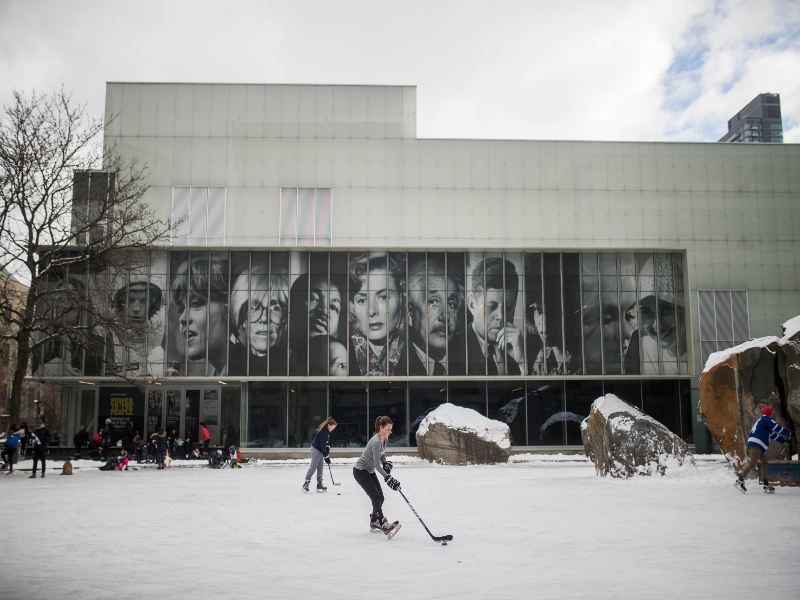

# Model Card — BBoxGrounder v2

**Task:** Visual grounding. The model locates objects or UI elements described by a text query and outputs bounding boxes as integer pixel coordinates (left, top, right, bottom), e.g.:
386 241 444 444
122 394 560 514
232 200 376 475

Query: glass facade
241 379 693 448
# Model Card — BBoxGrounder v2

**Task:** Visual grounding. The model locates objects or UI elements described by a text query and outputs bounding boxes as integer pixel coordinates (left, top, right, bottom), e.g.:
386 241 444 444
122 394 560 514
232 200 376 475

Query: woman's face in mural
179 295 227 361
308 276 341 339
638 296 684 353
243 289 271 357
352 268 401 345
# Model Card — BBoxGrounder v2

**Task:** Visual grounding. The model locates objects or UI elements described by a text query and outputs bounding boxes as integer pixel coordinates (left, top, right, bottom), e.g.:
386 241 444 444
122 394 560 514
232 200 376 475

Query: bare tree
0 88 172 424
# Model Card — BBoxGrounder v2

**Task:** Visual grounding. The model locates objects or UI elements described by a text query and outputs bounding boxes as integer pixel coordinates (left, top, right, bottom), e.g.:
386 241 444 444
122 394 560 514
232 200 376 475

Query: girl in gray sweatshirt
353 416 402 536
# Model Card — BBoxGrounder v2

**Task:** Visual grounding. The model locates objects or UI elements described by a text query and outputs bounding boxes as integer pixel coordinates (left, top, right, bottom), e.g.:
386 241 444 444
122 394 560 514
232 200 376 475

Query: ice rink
1 454 798 599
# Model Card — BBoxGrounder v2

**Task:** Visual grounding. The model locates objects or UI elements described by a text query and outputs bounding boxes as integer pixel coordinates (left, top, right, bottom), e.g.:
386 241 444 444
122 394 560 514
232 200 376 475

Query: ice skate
302 480 310 493
382 518 401 540
734 478 747 493
316 481 327 493
763 484 775 494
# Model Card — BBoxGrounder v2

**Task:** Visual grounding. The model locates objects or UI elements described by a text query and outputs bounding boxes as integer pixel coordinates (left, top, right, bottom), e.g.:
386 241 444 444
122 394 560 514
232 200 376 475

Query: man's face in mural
409 275 460 356
469 288 516 344
126 284 149 325
246 289 271 356
269 290 287 348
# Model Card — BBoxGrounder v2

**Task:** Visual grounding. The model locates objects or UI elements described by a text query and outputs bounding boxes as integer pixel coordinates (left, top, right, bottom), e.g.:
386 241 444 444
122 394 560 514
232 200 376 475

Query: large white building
44 83 800 454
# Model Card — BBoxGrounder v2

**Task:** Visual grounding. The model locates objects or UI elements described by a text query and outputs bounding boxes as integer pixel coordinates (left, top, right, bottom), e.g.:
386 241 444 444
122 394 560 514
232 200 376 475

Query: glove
324 456 331 465
325 445 330 455
383 460 393 475
384 476 400 491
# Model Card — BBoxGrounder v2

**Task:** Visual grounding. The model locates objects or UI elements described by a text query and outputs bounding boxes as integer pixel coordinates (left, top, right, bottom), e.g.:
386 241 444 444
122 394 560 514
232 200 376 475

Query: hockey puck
441 542 447 546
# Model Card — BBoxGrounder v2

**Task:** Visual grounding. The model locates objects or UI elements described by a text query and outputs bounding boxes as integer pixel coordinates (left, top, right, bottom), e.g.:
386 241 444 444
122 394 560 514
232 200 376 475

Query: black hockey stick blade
328 462 342 485
399 490 452 544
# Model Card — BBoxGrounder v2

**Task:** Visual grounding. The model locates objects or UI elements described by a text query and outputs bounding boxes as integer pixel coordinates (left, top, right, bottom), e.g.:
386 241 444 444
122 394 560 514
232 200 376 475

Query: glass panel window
408 382 447 446
247 382 287 448
288 382 327 447
330 381 368 447
279 187 333 246
171 187 226 246
526 381 564 445
488 381 526 446
368 381 407 446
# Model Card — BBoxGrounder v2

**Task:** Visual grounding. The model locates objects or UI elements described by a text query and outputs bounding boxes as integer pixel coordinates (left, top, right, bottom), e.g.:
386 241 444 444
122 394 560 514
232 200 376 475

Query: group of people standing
1 421 51 477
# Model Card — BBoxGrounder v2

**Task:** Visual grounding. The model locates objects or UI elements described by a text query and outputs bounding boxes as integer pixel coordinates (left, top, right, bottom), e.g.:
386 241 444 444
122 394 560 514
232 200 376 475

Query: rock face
699 337 791 467
416 403 510 465
581 394 693 478
778 316 800 432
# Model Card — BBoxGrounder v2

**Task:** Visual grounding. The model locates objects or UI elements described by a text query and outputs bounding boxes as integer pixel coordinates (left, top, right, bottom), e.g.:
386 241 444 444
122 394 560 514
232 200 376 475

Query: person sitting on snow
117 448 130 471
735 406 793 493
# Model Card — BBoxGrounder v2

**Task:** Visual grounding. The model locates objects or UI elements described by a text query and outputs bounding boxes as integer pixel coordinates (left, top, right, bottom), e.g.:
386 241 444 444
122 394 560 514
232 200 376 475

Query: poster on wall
164 389 181 435
146 390 162 437
185 389 200 442
98 387 145 444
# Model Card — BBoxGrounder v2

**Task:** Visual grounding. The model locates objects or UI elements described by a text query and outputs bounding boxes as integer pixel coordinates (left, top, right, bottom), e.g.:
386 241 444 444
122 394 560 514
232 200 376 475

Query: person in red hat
735 406 793 493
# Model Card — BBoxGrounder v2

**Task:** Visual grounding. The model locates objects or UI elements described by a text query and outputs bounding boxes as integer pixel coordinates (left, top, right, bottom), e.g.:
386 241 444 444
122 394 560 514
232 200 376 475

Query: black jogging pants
353 467 385 519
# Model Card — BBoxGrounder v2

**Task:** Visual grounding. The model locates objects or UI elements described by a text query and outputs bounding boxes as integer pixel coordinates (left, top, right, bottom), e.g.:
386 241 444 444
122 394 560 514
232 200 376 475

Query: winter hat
762 407 773 417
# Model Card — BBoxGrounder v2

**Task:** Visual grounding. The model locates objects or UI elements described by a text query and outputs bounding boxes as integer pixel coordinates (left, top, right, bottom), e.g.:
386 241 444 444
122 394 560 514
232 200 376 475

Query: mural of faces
41 250 687 378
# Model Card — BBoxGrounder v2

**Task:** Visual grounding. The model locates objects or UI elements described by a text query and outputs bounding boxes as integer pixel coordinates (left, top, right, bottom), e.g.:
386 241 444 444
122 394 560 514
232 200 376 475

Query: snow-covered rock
699 336 790 467
416 403 510 465
581 394 693 478
778 315 800 432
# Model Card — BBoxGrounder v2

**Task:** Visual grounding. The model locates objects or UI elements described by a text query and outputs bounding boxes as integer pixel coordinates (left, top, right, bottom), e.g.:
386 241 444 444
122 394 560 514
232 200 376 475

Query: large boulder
416 403 510 465
581 394 693 478
778 316 800 431
699 336 790 468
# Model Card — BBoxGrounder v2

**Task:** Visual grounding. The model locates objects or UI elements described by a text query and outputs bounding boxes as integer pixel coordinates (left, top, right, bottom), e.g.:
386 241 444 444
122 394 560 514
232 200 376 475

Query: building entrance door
184 387 221 448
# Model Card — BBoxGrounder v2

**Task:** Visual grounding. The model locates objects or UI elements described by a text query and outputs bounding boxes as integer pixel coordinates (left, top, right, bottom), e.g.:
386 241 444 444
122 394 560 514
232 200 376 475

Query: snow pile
780 315 800 345
417 402 510 449
702 336 779 372
592 393 661 430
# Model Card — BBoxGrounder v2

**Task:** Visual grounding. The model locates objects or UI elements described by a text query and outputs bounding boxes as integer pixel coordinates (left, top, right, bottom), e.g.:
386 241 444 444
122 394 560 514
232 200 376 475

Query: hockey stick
327 461 341 485
398 489 453 544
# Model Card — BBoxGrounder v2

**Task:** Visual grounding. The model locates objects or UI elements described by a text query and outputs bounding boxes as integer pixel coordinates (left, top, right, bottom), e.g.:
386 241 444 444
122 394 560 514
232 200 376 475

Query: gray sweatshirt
354 433 389 478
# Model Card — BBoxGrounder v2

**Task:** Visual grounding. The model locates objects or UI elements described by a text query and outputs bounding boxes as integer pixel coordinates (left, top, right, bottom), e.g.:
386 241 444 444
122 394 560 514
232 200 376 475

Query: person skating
29 421 51 478
352 416 401 538
1 425 20 474
735 407 793 493
303 417 337 493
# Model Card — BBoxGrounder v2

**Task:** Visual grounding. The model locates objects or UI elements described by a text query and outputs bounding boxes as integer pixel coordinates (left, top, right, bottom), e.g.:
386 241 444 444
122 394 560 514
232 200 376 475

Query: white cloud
0 0 797 143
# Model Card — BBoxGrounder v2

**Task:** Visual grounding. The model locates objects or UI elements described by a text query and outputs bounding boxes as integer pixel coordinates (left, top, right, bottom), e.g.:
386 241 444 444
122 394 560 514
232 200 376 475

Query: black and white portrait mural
36 250 687 378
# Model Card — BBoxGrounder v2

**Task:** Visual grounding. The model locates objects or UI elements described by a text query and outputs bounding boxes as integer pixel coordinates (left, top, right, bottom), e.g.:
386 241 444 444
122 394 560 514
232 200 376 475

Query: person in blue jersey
1 425 21 474
735 407 793 493
303 417 337 493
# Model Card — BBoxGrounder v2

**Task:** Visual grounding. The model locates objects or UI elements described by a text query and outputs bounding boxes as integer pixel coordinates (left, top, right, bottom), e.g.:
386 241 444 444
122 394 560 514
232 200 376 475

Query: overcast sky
1 0 798 142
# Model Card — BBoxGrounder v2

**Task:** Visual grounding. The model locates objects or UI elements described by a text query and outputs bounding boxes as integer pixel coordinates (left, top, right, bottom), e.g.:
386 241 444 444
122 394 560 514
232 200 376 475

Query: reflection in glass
247 382 287 448
408 383 447 446
369 381 407 446
448 381 486 416
288 382 327 447
329 382 368 447
527 381 564 445
488 381 526 446
564 381 603 444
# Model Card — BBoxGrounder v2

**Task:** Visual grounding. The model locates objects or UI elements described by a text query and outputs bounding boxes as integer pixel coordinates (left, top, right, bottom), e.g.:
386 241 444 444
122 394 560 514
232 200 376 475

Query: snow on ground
2 454 799 600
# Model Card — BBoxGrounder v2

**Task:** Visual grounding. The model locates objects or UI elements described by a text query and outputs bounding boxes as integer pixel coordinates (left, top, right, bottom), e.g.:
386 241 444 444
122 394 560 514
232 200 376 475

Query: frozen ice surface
417 402 510 448
702 336 779 372
2 455 799 599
